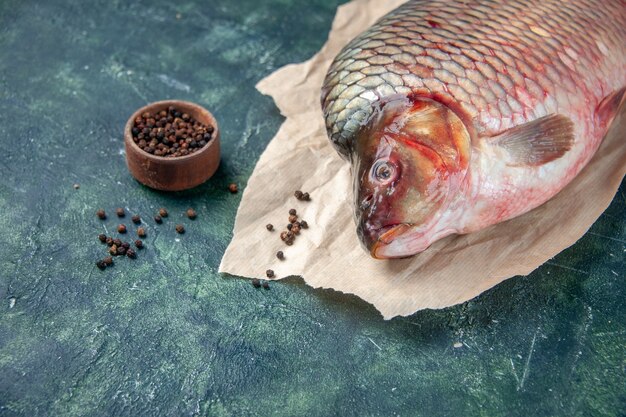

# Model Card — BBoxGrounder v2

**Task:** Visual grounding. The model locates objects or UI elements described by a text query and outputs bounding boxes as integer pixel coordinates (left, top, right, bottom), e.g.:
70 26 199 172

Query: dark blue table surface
0 1 624 416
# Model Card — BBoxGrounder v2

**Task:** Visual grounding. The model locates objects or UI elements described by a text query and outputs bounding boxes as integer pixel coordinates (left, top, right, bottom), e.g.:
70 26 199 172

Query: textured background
0 1 624 416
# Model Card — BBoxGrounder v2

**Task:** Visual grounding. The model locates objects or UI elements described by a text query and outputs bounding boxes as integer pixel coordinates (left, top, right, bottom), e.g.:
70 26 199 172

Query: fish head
353 96 471 258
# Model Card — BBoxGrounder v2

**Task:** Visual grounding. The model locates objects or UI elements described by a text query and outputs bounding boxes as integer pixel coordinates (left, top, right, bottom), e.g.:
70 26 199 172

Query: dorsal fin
489 114 574 166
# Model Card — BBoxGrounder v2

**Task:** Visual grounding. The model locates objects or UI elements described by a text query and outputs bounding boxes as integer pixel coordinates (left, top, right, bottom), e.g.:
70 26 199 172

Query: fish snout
357 219 413 258
356 198 409 253
356 219 383 254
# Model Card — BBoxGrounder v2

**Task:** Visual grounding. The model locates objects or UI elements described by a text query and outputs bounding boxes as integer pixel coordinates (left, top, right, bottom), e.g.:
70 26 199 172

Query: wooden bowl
124 100 220 191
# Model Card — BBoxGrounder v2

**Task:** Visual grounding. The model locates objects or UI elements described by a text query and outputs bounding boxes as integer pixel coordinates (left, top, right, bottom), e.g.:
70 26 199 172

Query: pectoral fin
488 114 574 166
596 87 625 127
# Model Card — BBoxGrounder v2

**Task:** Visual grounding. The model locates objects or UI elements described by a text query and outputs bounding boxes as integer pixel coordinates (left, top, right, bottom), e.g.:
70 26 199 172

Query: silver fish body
321 0 626 258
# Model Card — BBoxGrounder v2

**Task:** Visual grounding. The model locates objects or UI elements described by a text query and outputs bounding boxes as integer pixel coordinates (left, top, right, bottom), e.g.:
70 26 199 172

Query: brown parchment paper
219 0 626 319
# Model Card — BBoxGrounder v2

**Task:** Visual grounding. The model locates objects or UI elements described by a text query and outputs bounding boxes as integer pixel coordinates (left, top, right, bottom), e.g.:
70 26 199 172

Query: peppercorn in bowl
124 100 220 191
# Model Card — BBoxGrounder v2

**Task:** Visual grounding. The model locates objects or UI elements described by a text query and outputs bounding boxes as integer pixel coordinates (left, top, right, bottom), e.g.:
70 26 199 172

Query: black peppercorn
287 223 292 230
116 208 125 217
300 220 308 229
251 278 261 288
262 281 270 290
294 190 303 199
289 209 296 215
113 238 122 247
132 215 141 224
103 256 113 266
135 240 143 249
288 214 298 223
276 251 284 260
175 224 185 234
186 208 197 219
96 260 106 270
126 248 137 259
228 183 238 193
117 224 127 234
96 209 106 220
154 215 162 224
117 246 126 256
302 192 310 201
158 208 168 217
98 234 107 243
266 224 274 231
137 227 146 237
121 242 130 249
266 269 275 278
106 237 114 246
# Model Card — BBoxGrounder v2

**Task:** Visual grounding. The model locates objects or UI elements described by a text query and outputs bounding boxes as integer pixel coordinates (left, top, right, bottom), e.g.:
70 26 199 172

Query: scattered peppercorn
103 256 113 266
106 237 114 246
228 183 238 193
134 239 144 249
288 214 298 223
276 251 284 260
96 209 106 220
300 220 308 229
286 223 293 230
266 224 274 231
186 208 197 219
266 269 275 278
131 215 141 224
294 190 311 201
292 224 301 235
121 242 130 249
117 224 127 233
113 238 122 247
116 208 125 217
251 278 261 288
158 208 168 217
262 281 270 290
130 106 215 158
126 248 137 259
289 209 296 215
154 215 162 224
98 234 107 243
175 224 185 234
280 230 295 245
116 246 126 256
109 245 118 255
137 227 146 237
96 260 106 270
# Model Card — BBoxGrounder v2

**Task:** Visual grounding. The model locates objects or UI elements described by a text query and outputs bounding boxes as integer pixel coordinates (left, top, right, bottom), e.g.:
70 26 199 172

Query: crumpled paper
219 0 626 319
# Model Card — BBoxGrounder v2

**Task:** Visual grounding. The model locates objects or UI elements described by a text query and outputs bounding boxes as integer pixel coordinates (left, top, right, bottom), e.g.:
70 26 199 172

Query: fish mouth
360 220 443 259
359 223 413 259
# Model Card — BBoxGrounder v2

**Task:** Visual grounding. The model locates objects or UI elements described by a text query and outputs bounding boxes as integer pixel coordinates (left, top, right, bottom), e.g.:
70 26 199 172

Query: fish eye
372 160 396 183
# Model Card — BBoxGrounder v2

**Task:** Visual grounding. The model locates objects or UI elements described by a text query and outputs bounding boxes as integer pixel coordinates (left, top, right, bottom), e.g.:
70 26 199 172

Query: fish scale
322 0 626 157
